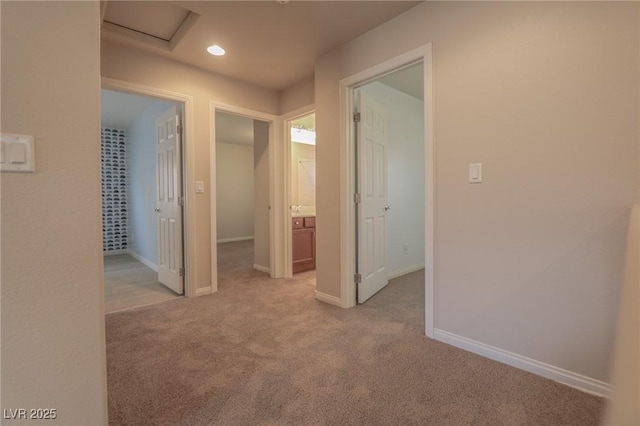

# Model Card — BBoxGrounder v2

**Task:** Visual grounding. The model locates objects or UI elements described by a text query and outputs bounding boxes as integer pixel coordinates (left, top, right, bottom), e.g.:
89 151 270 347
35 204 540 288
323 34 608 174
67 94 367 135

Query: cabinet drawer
292 218 304 229
304 217 315 228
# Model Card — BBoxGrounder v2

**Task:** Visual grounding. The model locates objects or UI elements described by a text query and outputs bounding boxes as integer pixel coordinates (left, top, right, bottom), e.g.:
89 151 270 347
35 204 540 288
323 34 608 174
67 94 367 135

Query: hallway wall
1 2 107 423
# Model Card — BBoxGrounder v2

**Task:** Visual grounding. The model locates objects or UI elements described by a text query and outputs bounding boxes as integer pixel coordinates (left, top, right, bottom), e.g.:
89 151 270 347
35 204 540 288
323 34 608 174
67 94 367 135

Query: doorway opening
340 45 434 336
354 62 425 303
210 103 278 293
100 88 186 313
289 113 317 276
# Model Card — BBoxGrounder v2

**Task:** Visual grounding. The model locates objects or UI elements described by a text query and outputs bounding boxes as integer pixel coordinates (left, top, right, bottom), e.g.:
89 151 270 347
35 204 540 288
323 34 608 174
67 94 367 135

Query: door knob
384 205 391 211
154 208 161 213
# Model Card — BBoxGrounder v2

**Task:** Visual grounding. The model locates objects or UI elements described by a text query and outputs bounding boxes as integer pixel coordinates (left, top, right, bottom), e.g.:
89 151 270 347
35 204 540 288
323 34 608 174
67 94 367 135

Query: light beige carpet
106 245 603 425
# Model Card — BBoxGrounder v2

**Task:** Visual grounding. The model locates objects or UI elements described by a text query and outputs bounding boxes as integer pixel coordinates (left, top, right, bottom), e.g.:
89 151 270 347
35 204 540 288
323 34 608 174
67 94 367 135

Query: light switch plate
469 163 482 183
195 181 205 193
1 134 35 173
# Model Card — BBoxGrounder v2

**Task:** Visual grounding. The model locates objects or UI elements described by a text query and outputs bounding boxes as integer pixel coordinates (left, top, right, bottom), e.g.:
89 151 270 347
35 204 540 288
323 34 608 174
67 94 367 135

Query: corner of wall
279 74 315 115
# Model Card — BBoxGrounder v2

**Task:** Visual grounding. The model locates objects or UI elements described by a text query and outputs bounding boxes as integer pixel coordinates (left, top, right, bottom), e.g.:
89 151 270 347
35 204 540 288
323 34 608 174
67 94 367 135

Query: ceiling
101 1 423 91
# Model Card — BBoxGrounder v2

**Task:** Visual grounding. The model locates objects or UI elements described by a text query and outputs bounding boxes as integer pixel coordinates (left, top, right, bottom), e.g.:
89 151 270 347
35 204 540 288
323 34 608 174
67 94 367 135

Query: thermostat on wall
1 134 35 173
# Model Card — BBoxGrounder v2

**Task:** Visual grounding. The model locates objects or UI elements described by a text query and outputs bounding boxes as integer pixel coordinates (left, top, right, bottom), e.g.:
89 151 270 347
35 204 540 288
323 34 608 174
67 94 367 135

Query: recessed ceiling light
207 45 225 56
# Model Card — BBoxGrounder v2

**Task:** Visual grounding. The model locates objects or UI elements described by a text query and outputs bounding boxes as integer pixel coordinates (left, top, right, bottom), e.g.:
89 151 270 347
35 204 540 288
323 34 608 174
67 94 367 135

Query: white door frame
338 44 435 337
282 104 315 278
209 101 280 292
101 77 196 297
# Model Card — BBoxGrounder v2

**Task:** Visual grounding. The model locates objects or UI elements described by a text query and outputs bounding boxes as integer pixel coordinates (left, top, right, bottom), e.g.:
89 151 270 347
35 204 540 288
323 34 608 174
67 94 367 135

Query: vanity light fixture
207 44 225 56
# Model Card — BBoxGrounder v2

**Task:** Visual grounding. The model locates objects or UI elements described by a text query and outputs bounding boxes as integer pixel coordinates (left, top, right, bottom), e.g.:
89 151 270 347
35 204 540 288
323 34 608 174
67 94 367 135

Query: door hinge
354 193 362 204
354 273 362 284
178 196 183 206
179 267 185 277
353 112 361 123
177 124 183 135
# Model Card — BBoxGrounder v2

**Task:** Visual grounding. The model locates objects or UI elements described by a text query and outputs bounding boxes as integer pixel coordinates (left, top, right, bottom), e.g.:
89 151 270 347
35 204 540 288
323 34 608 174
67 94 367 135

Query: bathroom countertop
292 207 316 217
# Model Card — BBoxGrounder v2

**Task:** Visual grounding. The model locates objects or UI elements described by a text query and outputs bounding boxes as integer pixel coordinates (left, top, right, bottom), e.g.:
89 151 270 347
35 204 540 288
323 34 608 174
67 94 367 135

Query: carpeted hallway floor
105 242 604 425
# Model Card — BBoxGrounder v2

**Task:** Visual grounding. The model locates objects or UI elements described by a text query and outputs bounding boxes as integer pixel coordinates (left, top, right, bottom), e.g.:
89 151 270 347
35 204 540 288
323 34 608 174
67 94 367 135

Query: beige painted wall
101 40 279 289
1 2 108 424
254 121 271 270
216 143 255 241
279 75 315 114
315 1 640 382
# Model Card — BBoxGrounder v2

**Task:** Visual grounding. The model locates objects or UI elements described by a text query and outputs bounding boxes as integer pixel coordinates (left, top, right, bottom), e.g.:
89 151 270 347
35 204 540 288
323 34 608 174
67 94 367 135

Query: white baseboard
103 249 128 256
127 250 158 272
195 286 212 297
388 263 425 280
433 329 611 397
315 291 342 307
217 236 254 244
253 264 270 274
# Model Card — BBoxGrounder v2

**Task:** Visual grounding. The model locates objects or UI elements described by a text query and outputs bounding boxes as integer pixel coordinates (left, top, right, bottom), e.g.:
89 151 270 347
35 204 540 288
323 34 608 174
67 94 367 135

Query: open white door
155 106 184 294
357 91 389 303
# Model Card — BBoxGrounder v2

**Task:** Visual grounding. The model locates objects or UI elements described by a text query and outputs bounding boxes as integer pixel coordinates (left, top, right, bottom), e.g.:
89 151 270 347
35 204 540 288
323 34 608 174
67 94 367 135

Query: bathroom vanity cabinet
292 216 315 273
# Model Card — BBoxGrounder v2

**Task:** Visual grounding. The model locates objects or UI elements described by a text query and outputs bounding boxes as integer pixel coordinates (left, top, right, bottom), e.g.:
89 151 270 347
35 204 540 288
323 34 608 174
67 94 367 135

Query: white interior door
357 90 389 303
155 106 184 294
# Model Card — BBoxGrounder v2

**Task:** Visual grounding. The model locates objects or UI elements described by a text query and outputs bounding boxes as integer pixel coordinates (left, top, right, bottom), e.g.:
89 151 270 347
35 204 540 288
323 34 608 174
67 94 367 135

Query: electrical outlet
403 244 408 254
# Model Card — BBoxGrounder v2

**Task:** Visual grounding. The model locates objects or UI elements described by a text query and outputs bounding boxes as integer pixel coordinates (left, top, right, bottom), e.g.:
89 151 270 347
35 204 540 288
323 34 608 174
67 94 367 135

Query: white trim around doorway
209 101 281 294
338 44 435 338
101 77 198 298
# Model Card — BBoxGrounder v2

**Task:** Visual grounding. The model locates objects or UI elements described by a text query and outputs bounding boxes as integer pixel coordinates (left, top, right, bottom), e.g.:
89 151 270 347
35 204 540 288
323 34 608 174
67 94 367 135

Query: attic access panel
103 1 199 50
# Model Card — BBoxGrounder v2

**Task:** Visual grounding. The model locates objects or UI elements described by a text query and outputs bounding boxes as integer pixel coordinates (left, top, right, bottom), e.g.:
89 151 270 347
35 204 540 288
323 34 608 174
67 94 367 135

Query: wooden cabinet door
292 228 315 273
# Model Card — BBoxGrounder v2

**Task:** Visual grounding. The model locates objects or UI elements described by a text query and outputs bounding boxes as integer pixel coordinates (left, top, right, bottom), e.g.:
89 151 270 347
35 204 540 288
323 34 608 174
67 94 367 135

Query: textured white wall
216 143 255 241
127 99 177 264
1 2 108 424
315 1 639 382
362 82 425 277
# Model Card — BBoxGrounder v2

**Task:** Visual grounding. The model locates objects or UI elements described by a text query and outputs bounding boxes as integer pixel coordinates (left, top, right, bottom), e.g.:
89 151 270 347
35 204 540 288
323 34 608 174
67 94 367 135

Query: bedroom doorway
210 103 278 293
100 88 186 313
340 45 435 336
214 110 271 287
354 63 425 304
